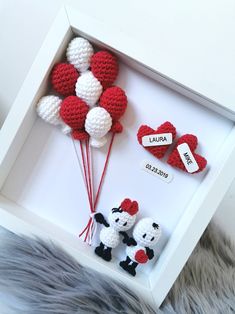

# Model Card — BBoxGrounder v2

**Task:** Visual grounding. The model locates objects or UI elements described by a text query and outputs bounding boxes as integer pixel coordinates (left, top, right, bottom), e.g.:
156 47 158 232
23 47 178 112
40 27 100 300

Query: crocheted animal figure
120 218 161 276
94 199 139 261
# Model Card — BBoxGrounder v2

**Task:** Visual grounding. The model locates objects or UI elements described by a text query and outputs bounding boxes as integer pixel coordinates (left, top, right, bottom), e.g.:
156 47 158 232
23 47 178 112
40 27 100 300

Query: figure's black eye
151 237 155 241
143 233 146 238
115 218 119 223
123 222 127 226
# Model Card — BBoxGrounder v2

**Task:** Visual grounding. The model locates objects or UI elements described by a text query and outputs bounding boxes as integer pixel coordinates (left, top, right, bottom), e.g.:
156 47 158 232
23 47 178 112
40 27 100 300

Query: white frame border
0 6 235 308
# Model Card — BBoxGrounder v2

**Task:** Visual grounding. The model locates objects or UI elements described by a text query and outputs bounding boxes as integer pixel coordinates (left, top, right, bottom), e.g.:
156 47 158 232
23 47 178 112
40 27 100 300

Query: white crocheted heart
75 71 103 107
36 95 62 125
66 37 94 73
85 107 112 148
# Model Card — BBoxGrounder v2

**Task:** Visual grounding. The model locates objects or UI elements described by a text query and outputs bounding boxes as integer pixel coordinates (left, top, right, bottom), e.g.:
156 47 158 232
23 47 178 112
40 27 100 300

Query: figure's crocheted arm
120 232 137 246
145 247 154 260
94 213 109 227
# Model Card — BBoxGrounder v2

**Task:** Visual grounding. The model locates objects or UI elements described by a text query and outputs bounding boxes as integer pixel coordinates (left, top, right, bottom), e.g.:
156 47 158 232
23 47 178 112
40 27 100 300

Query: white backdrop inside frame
2 61 233 274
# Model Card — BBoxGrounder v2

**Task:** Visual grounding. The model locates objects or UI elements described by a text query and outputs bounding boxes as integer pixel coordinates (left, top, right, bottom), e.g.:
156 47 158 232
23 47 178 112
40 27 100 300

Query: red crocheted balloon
99 86 127 120
51 63 79 97
91 51 119 89
59 96 89 130
137 122 177 159
167 134 207 173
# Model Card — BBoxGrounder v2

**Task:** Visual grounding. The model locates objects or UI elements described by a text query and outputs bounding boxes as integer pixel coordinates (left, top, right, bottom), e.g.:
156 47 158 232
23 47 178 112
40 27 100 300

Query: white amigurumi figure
85 107 112 148
36 95 71 134
94 199 139 262
75 71 103 107
120 217 161 276
66 37 94 73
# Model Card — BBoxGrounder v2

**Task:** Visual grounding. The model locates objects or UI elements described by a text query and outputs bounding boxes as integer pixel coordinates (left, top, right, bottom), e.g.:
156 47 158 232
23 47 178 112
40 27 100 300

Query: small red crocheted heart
51 63 79 97
167 134 207 173
137 122 176 159
91 51 119 89
135 250 148 264
100 86 127 120
59 96 89 130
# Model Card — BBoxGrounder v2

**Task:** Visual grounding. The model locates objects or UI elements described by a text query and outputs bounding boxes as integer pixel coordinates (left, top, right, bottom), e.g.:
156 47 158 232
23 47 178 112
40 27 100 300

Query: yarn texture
59 96 89 130
66 37 94 72
167 134 207 173
75 71 103 107
95 199 139 261
137 121 177 159
51 63 79 97
100 86 127 121
85 107 112 148
91 51 119 89
36 95 62 125
120 218 161 276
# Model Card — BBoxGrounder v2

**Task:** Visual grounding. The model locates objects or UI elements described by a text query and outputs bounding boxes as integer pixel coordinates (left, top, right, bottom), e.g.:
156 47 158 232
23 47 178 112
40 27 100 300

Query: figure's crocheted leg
102 247 112 262
95 243 112 262
95 242 105 258
120 256 138 276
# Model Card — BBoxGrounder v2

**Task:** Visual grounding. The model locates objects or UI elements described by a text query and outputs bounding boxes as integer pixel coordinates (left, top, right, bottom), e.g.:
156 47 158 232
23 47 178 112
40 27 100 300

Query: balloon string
79 140 93 213
85 139 94 212
79 133 115 243
94 133 115 210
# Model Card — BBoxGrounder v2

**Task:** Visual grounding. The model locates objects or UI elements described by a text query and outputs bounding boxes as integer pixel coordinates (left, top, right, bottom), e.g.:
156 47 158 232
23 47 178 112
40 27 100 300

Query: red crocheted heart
167 134 207 173
135 250 148 264
91 51 119 89
137 122 176 159
59 96 89 130
51 63 79 97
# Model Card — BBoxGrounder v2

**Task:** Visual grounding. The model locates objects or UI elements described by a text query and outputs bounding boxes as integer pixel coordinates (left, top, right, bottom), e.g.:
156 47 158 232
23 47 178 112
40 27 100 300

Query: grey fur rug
0 223 234 314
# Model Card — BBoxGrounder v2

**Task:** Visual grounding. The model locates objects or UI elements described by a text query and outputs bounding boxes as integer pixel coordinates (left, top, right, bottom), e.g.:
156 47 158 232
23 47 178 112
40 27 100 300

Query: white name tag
177 143 199 173
142 133 172 147
141 160 173 183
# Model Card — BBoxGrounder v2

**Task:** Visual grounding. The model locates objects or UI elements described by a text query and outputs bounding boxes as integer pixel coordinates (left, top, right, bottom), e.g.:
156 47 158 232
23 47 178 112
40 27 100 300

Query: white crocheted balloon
36 95 72 134
85 107 112 148
36 95 62 125
75 71 103 107
66 37 94 72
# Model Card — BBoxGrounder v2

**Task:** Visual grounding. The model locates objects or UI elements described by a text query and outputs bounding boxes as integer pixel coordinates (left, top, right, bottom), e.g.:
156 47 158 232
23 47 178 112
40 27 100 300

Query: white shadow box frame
0 6 235 308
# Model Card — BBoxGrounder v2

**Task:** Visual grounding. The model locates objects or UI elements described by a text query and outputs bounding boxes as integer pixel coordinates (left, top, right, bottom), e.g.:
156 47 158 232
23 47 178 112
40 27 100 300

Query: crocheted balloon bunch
36 37 128 148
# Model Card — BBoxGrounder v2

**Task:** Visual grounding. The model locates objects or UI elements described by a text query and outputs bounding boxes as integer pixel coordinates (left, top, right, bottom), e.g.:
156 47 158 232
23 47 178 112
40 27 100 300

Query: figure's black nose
152 223 159 229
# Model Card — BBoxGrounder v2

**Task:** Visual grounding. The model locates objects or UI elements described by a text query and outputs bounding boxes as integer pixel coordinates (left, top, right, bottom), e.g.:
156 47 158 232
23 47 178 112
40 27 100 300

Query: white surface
0 1 234 310
2 60 232 266
0 0 231 241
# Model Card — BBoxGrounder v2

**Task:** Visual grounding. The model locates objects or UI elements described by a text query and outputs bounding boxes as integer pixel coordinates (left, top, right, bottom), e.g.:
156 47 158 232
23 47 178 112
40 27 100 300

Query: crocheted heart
137 122 176 159
167 134 207 173
135 250 148 264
